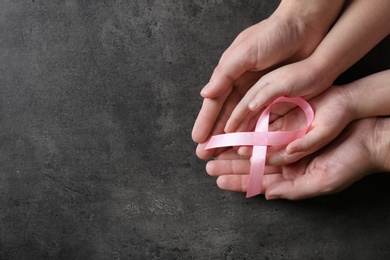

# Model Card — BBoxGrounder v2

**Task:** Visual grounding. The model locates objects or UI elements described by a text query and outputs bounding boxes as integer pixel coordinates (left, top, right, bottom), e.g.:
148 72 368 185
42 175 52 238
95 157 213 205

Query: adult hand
206 117 388 200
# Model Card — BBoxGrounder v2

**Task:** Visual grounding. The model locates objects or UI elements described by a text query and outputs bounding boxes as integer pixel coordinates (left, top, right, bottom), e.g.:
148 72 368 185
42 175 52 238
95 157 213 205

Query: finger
195 89 246 159
236 143 284 157
234 71 267 96
234 109 260 133
192 90 230 143
216 175 249 193
247 81 290 112
196 143 214 160
225 72 263 133
269 123 345 165
200 33 257 98
225 87 260 132
206 160 251 176
267 149 307 166
266 128 320 165
267 131 322 165
216 173 285 193
215 148 250 160
196 142 227 160
286 115 349 157
266 118 378 200
237 146 252 157
269 102 299 123
225 71 291 132
265 173 327 201
287 129 328 155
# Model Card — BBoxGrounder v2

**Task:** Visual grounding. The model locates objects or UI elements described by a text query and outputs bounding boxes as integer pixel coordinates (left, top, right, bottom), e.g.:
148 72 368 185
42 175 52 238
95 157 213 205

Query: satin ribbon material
205 97 314 198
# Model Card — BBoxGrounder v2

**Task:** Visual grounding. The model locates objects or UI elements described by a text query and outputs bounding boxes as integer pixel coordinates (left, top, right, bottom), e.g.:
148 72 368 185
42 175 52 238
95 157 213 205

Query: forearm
310 0 390 81
275 0 345 35
342 70 390 119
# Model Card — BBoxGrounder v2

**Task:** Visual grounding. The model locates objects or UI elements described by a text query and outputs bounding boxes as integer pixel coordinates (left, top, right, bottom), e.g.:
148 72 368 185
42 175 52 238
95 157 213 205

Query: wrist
303 56 335 93
327 85 356 125
275 0 345 35
335 83 360 122
340 71 390 120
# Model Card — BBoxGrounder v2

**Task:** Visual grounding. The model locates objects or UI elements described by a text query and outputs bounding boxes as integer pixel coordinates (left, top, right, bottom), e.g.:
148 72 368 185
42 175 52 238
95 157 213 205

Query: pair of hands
200 78 386 200
192 1 389 199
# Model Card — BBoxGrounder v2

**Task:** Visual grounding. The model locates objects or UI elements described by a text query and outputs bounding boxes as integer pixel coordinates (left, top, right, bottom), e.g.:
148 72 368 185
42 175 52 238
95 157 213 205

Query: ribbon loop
205 97 314 198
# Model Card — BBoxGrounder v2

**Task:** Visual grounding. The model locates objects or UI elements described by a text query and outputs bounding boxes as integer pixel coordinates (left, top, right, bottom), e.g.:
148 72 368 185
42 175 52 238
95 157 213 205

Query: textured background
1 1 390 259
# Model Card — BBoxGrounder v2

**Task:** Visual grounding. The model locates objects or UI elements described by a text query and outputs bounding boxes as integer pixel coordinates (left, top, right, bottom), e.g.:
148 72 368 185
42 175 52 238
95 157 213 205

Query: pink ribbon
205 97 314 198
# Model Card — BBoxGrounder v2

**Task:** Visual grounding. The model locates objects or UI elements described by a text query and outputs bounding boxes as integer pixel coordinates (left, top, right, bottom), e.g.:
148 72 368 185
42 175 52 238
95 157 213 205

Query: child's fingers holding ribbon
267 86 355 166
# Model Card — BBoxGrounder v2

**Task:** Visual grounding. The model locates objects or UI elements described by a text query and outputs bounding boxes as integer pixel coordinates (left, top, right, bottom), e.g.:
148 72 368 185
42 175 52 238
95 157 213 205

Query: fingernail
238 146 251 157
266 194 280 200
248 101 259 110
286 144 303 155
200 83 212 96
286 146 296 155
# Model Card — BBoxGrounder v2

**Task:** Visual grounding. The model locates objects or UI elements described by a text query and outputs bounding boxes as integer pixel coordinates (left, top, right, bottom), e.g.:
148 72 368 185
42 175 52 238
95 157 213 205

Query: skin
205 70 390 200
237 70 390 166
226 0 390 135
207 116 390 200
192 0 345 160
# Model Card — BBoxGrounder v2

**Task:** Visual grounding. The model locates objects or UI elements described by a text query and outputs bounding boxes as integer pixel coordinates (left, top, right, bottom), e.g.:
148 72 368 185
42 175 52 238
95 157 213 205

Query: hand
192 6 333 157
267 86 354 165
234 85 355 166
194 71 264 160
225 58 334 133
207 117 387 200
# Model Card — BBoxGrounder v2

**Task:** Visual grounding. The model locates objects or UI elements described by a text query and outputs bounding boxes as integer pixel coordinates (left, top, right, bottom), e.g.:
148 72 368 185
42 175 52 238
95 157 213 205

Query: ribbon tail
246 145 267 198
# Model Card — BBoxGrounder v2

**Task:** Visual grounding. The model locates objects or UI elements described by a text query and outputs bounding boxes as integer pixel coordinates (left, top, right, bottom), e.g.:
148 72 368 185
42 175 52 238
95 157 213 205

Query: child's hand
225 59 333 133
266 86 354 165
234 85 355 165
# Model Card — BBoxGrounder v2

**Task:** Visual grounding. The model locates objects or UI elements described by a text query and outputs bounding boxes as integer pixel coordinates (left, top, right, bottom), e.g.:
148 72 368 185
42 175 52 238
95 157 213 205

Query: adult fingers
206 160 251 176
200 28 259 99
195 92 244 159
265 173 325 200
196 143 228 161
224 86 260 132
192 90 230 143
216 175 249 193
216 173 285 194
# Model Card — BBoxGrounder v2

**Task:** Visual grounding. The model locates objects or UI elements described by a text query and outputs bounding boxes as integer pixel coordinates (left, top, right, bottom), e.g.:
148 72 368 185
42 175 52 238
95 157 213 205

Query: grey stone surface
1 0 390 259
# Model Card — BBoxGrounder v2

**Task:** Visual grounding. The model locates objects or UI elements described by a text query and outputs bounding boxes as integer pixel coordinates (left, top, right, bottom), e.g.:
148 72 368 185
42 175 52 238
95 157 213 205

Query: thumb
286 124 337 156
266 128 332 166
265 174 325 200
201 38 257 98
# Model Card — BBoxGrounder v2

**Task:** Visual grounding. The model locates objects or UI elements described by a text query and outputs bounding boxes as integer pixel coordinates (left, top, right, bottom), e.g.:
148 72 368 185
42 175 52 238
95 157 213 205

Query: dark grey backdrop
1 1 390 259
